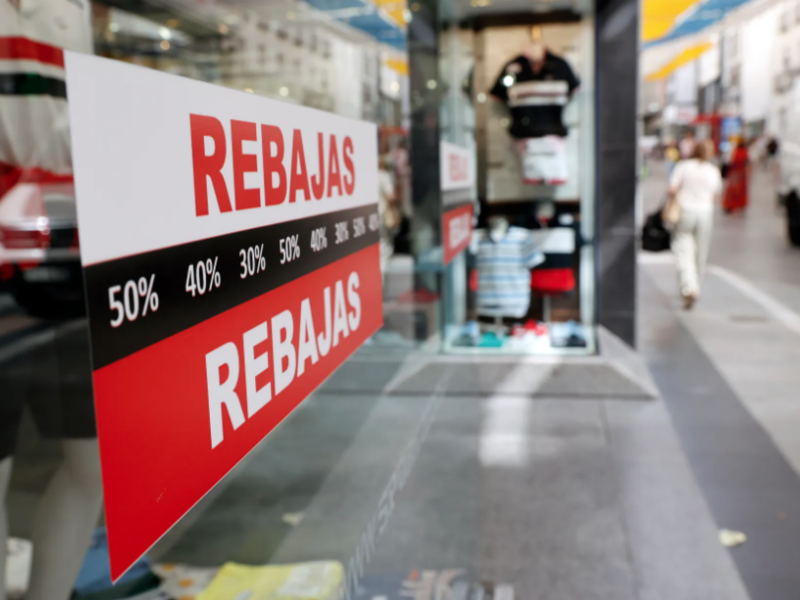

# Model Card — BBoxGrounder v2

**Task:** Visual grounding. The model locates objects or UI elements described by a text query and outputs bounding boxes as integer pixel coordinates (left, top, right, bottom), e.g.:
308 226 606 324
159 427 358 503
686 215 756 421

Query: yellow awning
641 0 701 42
645 41 713 81
385 58 408 75
372 0 407 28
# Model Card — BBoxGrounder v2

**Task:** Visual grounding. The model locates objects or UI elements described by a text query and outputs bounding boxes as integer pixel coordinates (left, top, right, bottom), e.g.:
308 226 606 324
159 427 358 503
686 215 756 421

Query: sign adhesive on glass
65 53 382 580
440 141 475 265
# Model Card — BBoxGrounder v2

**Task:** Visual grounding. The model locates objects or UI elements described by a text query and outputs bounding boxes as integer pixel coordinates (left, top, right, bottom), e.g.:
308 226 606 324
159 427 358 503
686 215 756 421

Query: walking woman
722 136 751 213
668 139 723 309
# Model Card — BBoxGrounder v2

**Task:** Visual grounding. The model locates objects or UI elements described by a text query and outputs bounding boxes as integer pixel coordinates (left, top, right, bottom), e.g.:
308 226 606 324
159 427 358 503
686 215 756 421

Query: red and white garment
0 0 93 199
521 136 567 186
530 227 575 294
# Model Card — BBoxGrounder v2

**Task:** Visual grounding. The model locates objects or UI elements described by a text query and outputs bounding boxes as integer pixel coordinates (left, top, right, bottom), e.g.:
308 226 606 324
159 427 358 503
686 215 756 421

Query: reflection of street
0 294 85 366
0 295 91 539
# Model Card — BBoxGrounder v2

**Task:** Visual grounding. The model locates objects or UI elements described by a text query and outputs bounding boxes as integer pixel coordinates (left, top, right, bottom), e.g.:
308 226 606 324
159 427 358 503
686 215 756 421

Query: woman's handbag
662 194 681 227
641 207 672 252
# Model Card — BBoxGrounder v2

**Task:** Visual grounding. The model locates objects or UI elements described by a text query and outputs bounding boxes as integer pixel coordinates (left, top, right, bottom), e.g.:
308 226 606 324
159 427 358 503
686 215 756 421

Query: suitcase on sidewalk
641 208 672 252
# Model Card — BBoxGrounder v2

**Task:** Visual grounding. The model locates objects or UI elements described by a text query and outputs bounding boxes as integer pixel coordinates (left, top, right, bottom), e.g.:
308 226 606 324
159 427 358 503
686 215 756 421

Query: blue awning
646 0 754 46
304 0 406 50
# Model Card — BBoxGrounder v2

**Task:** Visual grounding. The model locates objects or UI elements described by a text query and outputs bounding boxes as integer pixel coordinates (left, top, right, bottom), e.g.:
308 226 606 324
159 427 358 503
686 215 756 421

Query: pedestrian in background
722 136 751 213
664 141 680 177
766 136 780 185
679 130 696 159
668 139 722 310
767 136 779 163
378 155 400 283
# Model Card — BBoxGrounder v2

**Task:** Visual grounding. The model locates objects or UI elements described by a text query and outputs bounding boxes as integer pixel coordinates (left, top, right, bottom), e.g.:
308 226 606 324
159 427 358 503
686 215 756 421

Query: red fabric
524 320 548 335
398 289 440 303
0 262 14 281
723 147 749 211
0 36 65 67
93 244 383 580
531 268 575 294
469 269 478 292
523 178 567 186
0 162 73 201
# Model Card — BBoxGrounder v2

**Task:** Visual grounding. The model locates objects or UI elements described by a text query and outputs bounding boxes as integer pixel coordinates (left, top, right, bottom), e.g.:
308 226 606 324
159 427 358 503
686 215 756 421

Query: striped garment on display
473 226 544 318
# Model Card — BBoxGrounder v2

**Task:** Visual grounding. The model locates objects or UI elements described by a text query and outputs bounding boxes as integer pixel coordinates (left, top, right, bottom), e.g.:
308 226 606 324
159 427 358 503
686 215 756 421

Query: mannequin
489 25 580 185
1 0 102 594
0 322 103 600
473 216 544 321
524 26 546 65
1 442 103 600
487 215 510 241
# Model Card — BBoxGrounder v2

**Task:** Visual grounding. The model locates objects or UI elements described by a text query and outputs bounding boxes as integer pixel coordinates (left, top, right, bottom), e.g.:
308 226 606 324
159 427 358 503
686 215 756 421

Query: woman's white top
669 159 722 211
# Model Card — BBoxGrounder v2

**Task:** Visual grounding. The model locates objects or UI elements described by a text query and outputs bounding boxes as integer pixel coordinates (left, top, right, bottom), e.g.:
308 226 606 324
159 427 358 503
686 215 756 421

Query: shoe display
550 321 587 348
478 331 505 347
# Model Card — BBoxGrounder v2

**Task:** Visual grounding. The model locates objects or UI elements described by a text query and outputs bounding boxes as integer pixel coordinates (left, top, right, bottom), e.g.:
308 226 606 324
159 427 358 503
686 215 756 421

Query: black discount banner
84 205 379 369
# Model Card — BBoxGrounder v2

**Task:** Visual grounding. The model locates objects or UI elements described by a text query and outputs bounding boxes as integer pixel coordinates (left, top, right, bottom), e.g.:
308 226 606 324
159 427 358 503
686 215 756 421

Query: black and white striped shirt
490 52 579 139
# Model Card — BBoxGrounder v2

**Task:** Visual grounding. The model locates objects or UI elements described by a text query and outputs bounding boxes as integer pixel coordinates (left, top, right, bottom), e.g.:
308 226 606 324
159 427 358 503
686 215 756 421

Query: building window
729 31 738 59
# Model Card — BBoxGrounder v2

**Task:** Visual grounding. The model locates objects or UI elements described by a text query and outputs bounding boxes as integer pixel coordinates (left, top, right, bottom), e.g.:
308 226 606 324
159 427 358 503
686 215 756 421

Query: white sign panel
440 141 475 192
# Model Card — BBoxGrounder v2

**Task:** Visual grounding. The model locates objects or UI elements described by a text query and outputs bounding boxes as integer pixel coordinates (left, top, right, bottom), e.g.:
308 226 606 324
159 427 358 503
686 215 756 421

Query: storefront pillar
408 0 442 258
595 0 639 346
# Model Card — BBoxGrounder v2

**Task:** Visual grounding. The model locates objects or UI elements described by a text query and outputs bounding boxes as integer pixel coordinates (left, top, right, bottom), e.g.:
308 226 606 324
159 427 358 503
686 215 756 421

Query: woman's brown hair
691 139 715 161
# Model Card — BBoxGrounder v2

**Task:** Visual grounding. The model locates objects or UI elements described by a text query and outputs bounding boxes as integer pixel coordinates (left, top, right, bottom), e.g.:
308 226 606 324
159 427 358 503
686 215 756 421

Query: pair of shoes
450 321 481 347
682 293 697 310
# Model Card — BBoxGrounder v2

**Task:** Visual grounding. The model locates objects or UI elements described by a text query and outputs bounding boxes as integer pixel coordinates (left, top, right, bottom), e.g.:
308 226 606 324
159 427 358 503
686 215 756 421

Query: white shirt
0 0 93 176
669 159 722 211
679 138 695 159
378 169 393 213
